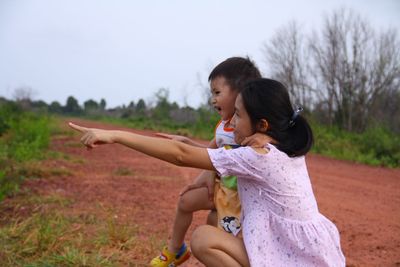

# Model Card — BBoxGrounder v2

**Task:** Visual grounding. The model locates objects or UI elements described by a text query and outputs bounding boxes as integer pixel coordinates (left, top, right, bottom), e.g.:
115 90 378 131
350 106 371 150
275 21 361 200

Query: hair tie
289 106 303 127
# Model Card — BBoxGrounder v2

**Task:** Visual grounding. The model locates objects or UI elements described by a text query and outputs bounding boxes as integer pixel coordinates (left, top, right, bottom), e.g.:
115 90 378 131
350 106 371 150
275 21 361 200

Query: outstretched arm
68 122 215 171
155 133 210 148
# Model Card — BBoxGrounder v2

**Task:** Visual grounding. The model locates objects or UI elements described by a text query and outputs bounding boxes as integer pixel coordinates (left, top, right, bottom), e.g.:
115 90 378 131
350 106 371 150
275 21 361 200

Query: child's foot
150 243 191 267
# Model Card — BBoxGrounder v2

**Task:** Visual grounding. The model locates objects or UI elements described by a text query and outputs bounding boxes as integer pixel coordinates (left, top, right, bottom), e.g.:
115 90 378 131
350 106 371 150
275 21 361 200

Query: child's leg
168 186 215 252
167 170 216 252
207 210 218 226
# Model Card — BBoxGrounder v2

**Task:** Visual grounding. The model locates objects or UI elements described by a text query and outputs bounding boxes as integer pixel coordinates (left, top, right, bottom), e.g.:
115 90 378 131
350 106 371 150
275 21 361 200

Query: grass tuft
0 193 162 266
112 167 134 176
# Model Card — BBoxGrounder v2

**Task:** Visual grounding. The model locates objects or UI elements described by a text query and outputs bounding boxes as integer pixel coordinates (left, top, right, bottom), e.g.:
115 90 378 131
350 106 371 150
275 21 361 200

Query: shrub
0 106 52 201
7 114 50 162
312 122 399 167
356 126 400 167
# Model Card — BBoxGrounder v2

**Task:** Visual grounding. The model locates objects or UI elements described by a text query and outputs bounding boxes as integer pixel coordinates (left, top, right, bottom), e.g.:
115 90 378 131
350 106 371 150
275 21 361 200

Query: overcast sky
0 0 399 108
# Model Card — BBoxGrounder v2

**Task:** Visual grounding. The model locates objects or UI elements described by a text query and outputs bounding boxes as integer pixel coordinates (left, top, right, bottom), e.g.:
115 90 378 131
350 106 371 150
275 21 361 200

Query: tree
84 99 99 112
309 8 400 131
31 100 48 112
153 88 173 121
121 101 136 118
369 80 400 133
263 8 400 132
12 86 36 109
64 96 82 114
12 86 35 102
264 21 313 108
135 99 147 115
100 98 106 110
49 101 63 114
128 101 135 109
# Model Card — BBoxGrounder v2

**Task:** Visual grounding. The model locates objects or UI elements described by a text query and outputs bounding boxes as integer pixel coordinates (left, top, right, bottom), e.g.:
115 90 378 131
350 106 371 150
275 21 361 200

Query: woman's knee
190 225 213 256
191 225 250 267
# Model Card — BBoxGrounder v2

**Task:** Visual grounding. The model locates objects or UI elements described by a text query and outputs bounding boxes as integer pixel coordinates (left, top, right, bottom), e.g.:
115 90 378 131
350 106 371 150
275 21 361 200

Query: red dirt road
23 120 400 266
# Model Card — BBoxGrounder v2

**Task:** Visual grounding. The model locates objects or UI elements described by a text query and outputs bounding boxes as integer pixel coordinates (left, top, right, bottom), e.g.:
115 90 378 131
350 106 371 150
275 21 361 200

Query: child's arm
240 133 273 147
155 133 209 148
207 138 217 149
69 123 215 171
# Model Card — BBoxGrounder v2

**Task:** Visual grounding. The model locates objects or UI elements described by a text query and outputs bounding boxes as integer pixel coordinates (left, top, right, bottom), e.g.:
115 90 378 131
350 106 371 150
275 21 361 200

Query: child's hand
155 133 190 144
68 122 116 149
180 171 215 201
241 133 272 148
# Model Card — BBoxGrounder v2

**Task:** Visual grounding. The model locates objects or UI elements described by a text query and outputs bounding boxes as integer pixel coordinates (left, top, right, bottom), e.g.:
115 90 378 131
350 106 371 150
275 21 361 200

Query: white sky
0 0 399 108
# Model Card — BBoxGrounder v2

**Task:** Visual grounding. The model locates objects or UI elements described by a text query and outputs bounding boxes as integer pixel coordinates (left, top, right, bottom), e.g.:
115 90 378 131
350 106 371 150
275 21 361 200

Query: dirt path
22 119 400 266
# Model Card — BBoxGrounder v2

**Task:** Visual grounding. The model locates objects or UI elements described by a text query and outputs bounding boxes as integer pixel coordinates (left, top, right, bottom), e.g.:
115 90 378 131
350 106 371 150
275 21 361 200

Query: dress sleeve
207 146 266 179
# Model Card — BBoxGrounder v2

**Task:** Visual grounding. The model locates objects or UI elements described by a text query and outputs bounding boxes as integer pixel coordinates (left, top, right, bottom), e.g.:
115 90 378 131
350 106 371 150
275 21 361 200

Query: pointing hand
68 122 115 149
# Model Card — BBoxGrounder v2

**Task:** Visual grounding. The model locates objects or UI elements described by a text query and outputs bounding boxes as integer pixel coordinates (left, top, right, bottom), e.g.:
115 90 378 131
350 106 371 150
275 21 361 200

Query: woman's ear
257 119 269 133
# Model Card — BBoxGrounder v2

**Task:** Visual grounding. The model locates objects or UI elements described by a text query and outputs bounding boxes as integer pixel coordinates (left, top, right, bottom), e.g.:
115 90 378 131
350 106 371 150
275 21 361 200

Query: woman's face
231 94 255 144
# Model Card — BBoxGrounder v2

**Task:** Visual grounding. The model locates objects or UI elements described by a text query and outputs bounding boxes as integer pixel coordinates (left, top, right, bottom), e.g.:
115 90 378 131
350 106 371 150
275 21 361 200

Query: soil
13 119 400 266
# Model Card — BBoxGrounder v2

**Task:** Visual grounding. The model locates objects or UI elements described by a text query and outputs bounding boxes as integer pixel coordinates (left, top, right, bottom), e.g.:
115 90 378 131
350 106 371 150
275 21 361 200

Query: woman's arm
69 122 215 171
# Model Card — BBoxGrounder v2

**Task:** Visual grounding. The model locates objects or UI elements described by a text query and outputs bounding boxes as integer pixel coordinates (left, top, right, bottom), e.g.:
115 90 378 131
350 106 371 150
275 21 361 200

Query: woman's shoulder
227 145 275 165
240 143 275 156
240 144 305 164
217 144 305 163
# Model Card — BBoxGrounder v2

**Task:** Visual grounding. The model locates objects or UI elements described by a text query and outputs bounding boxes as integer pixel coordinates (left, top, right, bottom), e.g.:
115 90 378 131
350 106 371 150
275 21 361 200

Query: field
1 118 400 267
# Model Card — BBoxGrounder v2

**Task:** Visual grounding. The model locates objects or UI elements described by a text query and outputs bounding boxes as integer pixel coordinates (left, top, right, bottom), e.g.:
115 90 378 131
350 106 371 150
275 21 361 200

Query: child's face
231 94 254 144
210 76 239 121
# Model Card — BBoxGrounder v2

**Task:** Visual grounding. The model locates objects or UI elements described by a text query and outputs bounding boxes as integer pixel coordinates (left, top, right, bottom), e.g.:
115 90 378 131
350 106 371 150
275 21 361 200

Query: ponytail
241 78 313 157
281 115 313 157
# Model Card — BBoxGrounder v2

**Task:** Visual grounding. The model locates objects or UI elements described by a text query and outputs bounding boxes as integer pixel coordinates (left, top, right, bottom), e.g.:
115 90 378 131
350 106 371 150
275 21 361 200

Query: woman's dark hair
240 78 313 157
208 57 261 92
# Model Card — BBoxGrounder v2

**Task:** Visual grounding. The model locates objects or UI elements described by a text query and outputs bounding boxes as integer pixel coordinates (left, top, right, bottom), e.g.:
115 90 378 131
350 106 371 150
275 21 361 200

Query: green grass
0 193 161 267
0 209 114 267
0 159 73 202
312 123 400 167
2 114 51 162
0 105 55 201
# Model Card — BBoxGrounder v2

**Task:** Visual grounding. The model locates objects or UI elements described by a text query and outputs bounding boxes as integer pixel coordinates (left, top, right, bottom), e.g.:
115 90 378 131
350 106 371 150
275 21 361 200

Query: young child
69 78 345 266
150 56 263 266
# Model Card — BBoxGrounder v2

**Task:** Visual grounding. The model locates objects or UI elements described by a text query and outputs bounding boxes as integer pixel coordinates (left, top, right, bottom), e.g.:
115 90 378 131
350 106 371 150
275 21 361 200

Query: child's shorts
214 178 242 238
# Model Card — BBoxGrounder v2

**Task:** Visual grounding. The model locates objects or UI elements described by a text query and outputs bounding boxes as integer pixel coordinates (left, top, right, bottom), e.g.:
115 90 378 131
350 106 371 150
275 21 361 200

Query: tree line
264 8 400 133
2 87 213 128
2 8 399 134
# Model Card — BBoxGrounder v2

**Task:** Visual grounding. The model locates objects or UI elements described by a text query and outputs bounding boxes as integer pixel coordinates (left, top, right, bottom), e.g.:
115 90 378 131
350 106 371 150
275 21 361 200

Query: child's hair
208 57 262 92
241 78 313 157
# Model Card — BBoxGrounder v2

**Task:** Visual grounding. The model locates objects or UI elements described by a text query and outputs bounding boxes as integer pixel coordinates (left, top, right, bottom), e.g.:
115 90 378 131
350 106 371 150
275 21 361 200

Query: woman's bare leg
190 225 250 267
